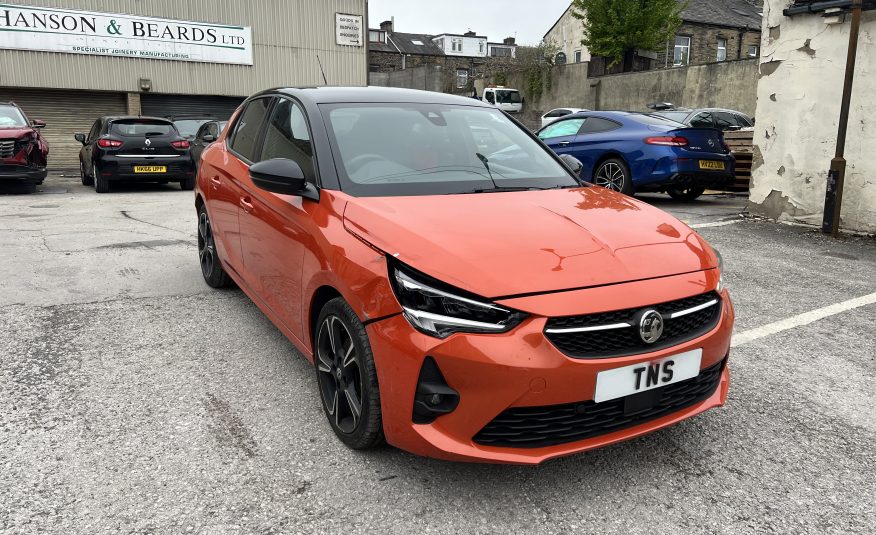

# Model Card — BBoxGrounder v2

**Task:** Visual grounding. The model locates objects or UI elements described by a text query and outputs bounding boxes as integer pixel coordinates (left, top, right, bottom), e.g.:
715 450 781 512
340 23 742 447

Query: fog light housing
412 357 459 424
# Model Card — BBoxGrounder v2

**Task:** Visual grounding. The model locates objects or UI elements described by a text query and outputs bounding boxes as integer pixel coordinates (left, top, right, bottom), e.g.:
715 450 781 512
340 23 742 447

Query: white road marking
690 219 743 229
732 292 876 347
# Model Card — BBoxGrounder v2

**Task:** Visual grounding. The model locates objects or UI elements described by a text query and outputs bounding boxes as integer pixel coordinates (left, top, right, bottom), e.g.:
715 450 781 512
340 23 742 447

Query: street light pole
823 0 864 236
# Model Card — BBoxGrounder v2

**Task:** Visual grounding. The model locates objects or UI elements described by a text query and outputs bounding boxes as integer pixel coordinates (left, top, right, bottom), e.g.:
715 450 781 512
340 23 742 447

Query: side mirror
74 133 86 144
250 158 317 200
202 134 216 143
559 154 584 177
32 119 46 128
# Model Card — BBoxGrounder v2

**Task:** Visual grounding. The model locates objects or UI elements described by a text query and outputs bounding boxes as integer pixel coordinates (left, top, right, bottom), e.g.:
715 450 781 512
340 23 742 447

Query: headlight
714 248 725 292
389 262 527 339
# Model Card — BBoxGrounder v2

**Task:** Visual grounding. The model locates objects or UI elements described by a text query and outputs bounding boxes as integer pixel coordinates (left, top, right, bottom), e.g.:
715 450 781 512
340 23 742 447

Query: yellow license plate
699 160 725 171
133 166 166 173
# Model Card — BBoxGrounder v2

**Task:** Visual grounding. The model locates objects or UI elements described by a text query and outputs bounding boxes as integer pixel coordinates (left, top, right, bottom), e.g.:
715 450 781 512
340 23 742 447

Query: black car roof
104 115 174 122
260 86 494 108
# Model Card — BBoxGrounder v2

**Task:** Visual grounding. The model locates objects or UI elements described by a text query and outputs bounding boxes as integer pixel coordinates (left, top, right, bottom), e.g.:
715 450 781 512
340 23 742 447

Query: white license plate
593 349 703 403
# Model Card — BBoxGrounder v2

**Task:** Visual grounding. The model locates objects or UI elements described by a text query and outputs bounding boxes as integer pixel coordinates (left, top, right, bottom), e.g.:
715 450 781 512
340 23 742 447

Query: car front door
238 96 319 341
208 98 274 274
538 117 587 157
569 117 624 179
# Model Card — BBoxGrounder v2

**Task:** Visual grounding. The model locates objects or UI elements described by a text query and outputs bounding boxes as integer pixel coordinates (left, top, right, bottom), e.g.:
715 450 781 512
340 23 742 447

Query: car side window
87 120 100 142
229 97 274 162
714 112 737 130
538 118 586 140
734 113 752 127
690 112 714 128
259 98 315 181
579 117 621 134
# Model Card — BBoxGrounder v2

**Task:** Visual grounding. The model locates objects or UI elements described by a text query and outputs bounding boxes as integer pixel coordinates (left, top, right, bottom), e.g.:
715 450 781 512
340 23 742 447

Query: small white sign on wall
335 13 363 47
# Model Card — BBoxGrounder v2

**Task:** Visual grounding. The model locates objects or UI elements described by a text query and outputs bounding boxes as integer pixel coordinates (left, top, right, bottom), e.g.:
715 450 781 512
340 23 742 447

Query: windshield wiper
476 152 498 189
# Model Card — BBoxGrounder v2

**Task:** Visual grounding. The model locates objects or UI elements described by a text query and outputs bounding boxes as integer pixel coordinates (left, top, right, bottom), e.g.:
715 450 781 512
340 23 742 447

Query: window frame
673 35 691 67
717 38 727 62
456 68 469 89
747 44 760 57
574 49 582 63
451 38 463 52
578 117 622 135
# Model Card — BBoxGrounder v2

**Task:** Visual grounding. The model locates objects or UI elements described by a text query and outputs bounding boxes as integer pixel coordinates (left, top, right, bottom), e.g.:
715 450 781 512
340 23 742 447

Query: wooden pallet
724 130 754 192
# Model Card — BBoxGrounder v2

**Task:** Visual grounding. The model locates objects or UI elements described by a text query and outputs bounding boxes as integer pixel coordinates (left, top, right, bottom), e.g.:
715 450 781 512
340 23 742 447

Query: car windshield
174 119 211 138
322 103 578 197
655 111 689 123
0 106 27 127
111 120 176 137
495 90 521 104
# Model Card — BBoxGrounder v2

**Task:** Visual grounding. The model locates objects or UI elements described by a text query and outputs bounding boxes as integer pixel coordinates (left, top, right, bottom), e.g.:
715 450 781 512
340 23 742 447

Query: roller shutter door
0 88 126 169
141 94 244 122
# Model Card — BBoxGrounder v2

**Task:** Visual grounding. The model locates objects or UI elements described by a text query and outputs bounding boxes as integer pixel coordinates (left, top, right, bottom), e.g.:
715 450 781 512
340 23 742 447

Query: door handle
240 196 254 213
209 176 221 187
558 141 571 147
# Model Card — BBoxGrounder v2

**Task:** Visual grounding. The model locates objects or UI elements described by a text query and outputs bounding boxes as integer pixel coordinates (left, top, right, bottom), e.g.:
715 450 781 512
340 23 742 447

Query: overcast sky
368 0 571 46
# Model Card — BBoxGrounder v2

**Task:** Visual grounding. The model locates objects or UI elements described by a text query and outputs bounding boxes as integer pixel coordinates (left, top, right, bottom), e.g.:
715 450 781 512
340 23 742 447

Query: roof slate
373 31 445 56
681 0 763 29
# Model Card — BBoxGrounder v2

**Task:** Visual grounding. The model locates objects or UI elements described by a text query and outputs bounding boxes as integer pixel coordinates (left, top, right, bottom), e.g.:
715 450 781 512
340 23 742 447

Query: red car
0 101 48 193
195 87 733 464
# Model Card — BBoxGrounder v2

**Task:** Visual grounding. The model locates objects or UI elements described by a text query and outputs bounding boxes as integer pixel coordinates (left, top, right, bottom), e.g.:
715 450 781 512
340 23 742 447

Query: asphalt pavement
1 174 874 534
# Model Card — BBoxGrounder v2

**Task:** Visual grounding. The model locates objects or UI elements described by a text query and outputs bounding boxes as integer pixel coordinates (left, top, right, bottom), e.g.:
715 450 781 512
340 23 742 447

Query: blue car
536 111 735 201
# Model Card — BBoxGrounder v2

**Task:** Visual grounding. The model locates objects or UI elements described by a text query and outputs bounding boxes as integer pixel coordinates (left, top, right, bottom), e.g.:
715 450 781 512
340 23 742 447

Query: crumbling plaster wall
749 1 876 233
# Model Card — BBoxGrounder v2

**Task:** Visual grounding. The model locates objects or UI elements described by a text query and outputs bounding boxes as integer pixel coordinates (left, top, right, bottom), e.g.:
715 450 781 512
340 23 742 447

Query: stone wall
749 4 876 234
506 58 759 130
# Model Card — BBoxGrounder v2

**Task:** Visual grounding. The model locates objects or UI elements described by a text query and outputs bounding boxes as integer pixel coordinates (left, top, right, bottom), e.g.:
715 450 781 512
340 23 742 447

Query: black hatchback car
75 116 195 193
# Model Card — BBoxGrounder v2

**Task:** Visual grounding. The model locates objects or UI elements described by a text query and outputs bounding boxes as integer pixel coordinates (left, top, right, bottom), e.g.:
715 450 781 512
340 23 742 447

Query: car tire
667 186 706 201
93 164 110 193
593 158 634 195
80 162 94 186
314 297 384 450
197 204 232 288
180 176 196 191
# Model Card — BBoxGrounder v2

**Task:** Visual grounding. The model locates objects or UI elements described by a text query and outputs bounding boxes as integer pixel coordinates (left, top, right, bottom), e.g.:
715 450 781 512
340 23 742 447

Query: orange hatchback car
195 87 733 464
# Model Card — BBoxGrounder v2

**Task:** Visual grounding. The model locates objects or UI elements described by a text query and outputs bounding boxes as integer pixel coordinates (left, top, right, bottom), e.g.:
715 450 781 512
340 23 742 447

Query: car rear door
208 97 274 273
237 96 318 341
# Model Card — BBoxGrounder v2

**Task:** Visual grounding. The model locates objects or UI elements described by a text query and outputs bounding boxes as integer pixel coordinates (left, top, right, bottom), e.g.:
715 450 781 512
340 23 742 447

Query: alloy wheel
316 315 363 434
594 162 626 192
197 211 216 278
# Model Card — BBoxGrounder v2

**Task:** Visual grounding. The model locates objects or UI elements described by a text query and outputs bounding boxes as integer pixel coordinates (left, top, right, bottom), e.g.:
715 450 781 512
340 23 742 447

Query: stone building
367 21 518 94
544 0 762 75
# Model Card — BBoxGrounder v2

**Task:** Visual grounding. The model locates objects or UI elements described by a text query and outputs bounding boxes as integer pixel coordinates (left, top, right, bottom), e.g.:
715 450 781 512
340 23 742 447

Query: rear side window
545 109 569 118
734 113 752 127
259 98 315 180
579 117 621 134
539 118 585 139
110 120 176 137
714 112 738 130
689 112 714 128
230 98 273 162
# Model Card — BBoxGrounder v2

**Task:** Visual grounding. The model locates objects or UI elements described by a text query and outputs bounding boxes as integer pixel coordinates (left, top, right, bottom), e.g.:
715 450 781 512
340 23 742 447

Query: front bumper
367 271 733 464
0 164 47 183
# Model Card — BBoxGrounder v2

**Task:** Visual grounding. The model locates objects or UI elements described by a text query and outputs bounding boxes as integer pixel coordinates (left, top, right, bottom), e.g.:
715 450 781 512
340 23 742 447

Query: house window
411 40 424 46
555 52 567 65
574 50 582 63
369 30 385 43
369 63 380 73
717 38 727 61
456 68 469 88
748 44 760 57
452 38 463 52
491 46 511 57
434 38 444 50
479 40 485 54
673 36 691 66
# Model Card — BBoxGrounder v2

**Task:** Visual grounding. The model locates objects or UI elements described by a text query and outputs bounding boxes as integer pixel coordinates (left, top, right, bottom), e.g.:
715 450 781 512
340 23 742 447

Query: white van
482 86 523 114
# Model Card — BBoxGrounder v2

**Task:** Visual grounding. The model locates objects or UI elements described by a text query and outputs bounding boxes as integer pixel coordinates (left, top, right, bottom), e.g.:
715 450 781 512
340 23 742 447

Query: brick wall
656 22 761 68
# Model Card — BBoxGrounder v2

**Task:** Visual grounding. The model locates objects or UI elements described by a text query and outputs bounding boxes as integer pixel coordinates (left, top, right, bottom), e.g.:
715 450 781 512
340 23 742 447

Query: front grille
0 140 15 159
473 359 725 448
545 292 721 358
